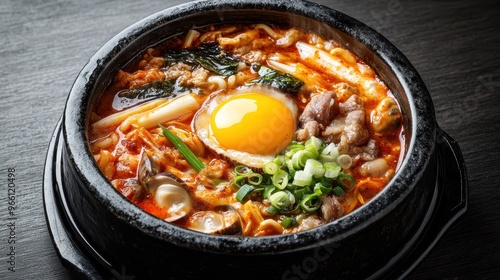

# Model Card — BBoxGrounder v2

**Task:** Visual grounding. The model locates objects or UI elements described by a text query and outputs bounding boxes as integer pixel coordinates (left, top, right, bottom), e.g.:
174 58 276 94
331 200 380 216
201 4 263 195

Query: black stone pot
43 1 468 279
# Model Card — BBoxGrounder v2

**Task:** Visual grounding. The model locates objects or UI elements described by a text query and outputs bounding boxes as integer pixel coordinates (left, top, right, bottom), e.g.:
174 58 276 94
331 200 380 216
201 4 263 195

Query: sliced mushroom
187 205 242 235
370 97 402 133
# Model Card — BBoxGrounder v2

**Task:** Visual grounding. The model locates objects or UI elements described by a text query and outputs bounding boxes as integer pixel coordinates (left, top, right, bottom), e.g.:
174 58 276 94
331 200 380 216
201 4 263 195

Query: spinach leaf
164 42 240 76
114 80 179 110
248 65 304 94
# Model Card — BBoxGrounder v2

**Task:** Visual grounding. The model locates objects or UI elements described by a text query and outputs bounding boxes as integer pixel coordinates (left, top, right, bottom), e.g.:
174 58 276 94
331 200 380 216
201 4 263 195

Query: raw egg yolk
210 93 295 155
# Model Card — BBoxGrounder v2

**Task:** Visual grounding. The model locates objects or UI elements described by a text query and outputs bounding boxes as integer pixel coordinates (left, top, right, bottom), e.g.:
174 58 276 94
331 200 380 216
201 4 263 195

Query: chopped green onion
304 159 325 178
291 150 315 169
300 193 322 213
306 136 323 151
248 173 263 185
233 175 247 188
159 124 205 172
305 136 323 157
269 191 294 209
324 162 341 178
336 154 353 169
236 184 255 202
272 155 285 167
292 170 313 187
285 146 304 159
337 173 355 190
234 165 253 175
319 154 337 163
285 159 295 172
321 143 339 158
313 182 332 195
293 187 312 200
263 185 276 199
264 161 279 175
266 205 279 215
331 186 345 196
281 217 298 228
289 142 306 151
272 169 289 189
279 203 301 214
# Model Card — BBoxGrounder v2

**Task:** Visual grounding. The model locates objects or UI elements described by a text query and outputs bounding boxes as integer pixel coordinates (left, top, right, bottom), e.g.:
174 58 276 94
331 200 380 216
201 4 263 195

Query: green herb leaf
164 42 240 76
159 124 205 172
114 80 179 110
248 65 304 94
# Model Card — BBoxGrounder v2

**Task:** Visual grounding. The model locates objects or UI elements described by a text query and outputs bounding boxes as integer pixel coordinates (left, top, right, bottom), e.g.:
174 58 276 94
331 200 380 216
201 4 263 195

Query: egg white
192 85 298 169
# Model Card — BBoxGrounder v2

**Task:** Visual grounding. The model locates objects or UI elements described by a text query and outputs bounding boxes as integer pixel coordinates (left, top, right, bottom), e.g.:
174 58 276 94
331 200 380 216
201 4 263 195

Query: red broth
89 24 405 236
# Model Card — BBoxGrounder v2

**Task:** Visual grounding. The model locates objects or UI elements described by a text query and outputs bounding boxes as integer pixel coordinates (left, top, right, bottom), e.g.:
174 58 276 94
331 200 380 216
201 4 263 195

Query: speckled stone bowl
51 0 467 279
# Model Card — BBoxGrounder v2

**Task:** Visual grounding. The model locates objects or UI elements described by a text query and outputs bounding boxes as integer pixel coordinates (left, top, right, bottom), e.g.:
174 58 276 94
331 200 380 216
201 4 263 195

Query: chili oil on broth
88 23 404 237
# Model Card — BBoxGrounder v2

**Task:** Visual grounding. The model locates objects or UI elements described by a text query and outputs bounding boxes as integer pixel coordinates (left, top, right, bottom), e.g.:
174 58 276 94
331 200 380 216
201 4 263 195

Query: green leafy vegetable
236 184 255 202
159 124 205 172
114 80 179 110
281 217 298 229
248 65 304 94
164 42 240 76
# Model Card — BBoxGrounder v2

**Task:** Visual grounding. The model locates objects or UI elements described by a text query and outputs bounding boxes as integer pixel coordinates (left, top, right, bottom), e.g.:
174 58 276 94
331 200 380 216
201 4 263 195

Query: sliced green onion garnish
319 154 336 163
306 136 323 151
300 193 322 213
233 175 247 188
313 182 332 195
159 124 205 172
321 142 339 158
337 173 355 190
272 155 285 167
293 186 312 201
266 205 279 215
289 143 306 151
272 169 289 189
324 162 341 178
264 161 279 175
304 159 325 178
236 184 255 202
279 203 301 215
285 159 295 172
248 173 263 185
336 154 353 169
292 170 313 187
269 191 293 209
263 185 276 199
234 165 253 175
331 186 345 197
281 217 298 229
305 136 323 157
292 150 315 169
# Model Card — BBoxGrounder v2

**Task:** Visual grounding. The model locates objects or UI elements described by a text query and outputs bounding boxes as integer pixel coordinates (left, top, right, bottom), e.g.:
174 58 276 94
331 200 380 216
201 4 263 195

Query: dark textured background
0 0 499 279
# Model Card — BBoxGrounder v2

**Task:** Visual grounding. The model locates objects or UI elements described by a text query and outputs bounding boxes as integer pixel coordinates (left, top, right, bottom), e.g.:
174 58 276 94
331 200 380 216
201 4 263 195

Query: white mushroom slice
155 184 193 222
